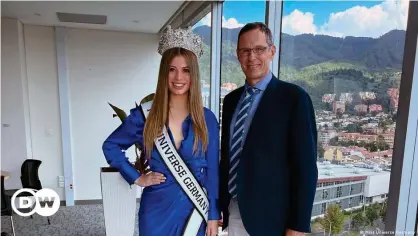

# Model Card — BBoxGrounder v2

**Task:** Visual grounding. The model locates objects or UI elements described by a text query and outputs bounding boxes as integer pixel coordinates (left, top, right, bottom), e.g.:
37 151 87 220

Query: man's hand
206 220 218 236
134 172 166 187
286 229 305 236
218 217 223 227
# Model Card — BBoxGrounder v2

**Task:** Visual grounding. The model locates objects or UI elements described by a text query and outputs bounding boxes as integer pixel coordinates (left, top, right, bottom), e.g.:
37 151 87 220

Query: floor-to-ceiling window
186 1 416 234
220 0 266 93
278 1 410 235
219 0 266 129
193 12 212 109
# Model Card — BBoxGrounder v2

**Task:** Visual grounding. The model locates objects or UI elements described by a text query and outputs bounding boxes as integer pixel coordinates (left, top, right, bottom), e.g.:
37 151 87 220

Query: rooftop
317 162 390 180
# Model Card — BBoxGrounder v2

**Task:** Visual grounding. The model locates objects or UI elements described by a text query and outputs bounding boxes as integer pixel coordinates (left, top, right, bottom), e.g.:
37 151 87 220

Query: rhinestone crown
158 25 204 58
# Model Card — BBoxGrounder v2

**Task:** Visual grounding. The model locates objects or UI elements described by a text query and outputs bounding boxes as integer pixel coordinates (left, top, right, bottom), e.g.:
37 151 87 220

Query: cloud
282 0 409 38
222 16 244 29
282 9 318 35
198 12 244 29
199 13 212 27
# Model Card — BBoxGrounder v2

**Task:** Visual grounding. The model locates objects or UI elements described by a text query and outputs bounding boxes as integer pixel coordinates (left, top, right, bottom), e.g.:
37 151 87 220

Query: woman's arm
102 107 145 185
205 109 221 221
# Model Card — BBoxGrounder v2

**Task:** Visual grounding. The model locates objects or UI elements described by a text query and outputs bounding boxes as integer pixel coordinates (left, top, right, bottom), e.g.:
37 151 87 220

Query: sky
196 0 409 38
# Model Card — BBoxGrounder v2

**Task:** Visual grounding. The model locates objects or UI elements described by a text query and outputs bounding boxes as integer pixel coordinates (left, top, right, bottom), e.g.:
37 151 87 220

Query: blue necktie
228 87 257 198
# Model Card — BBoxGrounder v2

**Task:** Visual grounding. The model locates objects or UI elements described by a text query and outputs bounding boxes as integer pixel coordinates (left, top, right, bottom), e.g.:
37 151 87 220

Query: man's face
237 29 276 83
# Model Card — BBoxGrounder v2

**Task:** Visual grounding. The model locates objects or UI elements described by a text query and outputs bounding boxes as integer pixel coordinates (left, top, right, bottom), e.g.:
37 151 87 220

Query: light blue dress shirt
229 71 273 150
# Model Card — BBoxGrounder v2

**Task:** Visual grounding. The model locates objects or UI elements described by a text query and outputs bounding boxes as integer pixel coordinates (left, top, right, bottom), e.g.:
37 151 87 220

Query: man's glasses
237 46 269 57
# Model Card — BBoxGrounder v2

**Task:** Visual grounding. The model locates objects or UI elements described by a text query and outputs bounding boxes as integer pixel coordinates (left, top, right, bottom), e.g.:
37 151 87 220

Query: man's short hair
237 22 274 47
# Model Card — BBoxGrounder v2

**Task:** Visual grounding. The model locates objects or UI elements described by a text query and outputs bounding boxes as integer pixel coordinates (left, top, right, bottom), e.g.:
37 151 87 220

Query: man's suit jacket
219 75 319 235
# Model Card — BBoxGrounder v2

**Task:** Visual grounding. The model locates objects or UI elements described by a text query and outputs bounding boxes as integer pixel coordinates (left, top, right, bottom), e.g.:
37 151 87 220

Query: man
219 22 318 236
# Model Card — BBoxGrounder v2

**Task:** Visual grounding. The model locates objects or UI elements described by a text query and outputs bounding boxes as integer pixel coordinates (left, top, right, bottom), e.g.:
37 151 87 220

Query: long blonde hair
141 48 208 165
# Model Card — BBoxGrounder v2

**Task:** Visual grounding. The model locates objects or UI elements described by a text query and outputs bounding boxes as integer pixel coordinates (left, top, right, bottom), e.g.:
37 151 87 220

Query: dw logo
11 188 60 217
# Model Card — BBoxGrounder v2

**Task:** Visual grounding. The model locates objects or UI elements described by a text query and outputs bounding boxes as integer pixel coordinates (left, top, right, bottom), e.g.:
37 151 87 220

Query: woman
102 26 220 236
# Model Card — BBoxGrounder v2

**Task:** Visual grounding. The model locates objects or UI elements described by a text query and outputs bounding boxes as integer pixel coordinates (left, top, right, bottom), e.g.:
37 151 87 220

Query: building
359 92 377 100
221 82 237 91
322 93 336 103
324 147 343 162
311 163 390 218
319 130 338 146
339 93 353 104
332 101 346 114
381 133 395 148
343 155 364 163
369 104 383 113
338 132 395 149
387 88 399 111
363 126 384 135
355 104 368 113
357 134 378 143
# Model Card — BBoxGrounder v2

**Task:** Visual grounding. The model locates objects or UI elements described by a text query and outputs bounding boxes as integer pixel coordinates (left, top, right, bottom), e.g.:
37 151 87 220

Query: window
279 0 409 233
323 189 329 200
336 186 342 198
321 203 327 214
193 12 212 108
220 0 267 101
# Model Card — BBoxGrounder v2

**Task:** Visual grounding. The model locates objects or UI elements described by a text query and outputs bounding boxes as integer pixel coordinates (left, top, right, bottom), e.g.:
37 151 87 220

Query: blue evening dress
102 106 221 236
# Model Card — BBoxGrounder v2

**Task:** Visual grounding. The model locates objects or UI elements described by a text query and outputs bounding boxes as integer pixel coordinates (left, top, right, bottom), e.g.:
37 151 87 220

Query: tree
352 212 368 231
334 122 341 129
380 200 388 224
317 141 325 159
358 141 367 147
379 119 389 133
329 137 339 146
336 108 344 120
366 203 380 226
319 204 345 235
376 135 390 151
345 123 363 133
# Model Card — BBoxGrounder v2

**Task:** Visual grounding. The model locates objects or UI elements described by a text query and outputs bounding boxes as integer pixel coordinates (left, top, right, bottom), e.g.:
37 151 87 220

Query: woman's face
168 55 191 96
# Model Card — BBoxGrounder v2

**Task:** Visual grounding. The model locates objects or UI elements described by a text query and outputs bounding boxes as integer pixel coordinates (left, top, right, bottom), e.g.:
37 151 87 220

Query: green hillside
197 39 401 113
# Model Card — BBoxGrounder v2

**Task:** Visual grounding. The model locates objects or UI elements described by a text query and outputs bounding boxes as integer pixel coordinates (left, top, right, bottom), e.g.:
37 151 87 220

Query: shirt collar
245 71 273 92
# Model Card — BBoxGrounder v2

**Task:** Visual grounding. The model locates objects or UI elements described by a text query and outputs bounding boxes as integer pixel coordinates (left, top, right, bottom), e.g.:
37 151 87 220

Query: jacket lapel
241 76 279 155
226 87 245 136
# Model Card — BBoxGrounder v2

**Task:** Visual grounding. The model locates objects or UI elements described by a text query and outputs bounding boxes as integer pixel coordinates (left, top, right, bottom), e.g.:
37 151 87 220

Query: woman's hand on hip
134 172 166 187
206 220 218 236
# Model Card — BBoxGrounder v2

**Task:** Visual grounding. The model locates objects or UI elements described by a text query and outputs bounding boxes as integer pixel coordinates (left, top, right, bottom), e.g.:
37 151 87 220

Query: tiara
158 25 204 58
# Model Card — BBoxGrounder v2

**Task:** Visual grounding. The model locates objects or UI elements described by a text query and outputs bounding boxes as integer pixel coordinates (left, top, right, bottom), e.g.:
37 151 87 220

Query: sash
140 98 209 236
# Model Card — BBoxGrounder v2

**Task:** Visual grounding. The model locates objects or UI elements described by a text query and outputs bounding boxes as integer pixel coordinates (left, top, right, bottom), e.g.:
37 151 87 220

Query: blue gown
102 106 221 236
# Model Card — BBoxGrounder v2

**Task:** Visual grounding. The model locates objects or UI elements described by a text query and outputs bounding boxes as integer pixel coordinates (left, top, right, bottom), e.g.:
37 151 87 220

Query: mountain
194 26 403 112
193 26 406 70
193 25 241 46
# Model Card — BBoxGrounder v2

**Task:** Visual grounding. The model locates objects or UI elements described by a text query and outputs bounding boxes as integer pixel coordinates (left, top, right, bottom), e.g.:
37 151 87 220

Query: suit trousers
228 198 250 236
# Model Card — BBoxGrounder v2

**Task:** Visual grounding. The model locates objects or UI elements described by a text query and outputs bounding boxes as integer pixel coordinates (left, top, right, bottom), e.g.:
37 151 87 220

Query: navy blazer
219 76 319 235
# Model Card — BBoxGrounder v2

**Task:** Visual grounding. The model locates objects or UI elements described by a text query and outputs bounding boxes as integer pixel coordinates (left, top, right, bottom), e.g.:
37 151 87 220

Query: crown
158 25 204 58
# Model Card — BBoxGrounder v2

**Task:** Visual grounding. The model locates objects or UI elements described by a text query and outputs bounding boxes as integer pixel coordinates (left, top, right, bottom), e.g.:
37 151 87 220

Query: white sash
140 99 209 236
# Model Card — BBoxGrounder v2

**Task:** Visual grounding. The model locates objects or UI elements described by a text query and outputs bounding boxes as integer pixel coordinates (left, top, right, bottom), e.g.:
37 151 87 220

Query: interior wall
23 24 65 199
2 21 161 200
65 28 160 200
1 18 31 189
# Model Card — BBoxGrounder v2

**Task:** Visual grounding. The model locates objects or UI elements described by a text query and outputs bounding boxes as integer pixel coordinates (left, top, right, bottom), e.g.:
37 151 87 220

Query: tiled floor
1 203 140 236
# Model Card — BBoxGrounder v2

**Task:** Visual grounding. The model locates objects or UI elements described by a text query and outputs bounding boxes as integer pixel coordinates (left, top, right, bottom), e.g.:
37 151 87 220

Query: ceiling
1 1 185 33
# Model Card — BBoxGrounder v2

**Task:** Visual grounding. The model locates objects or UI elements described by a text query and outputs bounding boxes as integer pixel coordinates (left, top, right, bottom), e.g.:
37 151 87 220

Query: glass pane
218 1 267 234
279 1 409 235
193 12 212 108
219 0 267 138
221 0 267 97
